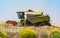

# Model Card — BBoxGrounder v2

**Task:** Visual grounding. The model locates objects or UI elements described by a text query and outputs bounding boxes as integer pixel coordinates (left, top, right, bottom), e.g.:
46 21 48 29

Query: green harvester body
17 9 51 26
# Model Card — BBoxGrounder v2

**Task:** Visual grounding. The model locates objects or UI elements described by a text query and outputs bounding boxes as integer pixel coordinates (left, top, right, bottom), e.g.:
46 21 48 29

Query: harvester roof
26 9 34 12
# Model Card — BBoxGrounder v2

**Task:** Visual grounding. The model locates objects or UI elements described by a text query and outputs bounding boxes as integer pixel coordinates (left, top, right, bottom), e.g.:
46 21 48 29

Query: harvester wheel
20 20 24 26
34 23 38 26
39 22 45 26
44 21 51 26
47 23 51 26
26 20 33 26
34 22 45 26
34 22 40 26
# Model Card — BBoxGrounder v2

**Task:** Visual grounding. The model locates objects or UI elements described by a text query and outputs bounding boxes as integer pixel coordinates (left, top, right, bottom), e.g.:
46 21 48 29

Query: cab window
19 12 24 19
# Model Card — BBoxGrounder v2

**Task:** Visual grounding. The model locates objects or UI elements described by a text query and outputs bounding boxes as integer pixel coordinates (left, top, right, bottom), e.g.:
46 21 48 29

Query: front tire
20 20 24 26
26 20 33 26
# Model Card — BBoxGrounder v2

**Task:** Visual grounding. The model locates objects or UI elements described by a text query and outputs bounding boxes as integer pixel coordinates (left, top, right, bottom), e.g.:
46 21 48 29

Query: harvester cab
17 9 51 26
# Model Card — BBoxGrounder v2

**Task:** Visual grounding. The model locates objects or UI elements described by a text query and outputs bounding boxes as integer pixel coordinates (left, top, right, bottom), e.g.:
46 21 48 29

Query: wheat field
0 21 60 38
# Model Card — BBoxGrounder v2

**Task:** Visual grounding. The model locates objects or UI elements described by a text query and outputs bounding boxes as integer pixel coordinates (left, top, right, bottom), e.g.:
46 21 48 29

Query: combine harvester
17 9 51 26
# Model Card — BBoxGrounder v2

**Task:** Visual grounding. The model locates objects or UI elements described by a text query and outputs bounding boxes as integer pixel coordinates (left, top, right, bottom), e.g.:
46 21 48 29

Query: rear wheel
44 21 51 26
47 22 51 26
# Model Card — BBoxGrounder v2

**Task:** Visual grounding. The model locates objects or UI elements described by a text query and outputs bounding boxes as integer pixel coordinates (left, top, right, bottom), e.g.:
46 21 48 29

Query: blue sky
0 0 60 23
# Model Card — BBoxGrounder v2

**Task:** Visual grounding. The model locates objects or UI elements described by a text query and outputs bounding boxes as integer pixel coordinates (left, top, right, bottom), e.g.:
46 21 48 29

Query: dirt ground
0 25 60 38
0 21 60 38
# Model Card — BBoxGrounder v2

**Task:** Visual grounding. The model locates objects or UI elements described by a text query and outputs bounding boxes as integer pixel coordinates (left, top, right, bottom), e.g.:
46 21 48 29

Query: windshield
19 12 24 19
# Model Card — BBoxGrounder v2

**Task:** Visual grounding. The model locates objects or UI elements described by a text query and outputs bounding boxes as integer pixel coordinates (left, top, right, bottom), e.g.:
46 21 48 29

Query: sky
0 0 60 23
